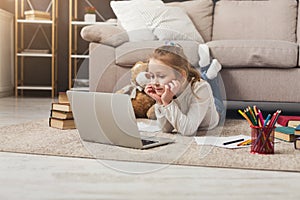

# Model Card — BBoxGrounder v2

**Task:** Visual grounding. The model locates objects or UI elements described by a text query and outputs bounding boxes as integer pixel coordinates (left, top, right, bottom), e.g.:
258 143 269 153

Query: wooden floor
0 96 300 200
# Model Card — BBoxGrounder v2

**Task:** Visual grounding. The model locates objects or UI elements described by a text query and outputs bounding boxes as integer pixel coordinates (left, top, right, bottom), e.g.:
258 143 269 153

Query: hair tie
164 41 182 48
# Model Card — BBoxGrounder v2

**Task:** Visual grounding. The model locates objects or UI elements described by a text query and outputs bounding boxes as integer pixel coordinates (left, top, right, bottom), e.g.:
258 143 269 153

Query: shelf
17 19 53 24
71 21 117 26
17 53 53 57
71 54 89 59
69 0 115 89
15 0 58 98
69 1 118 89
17 86 52 90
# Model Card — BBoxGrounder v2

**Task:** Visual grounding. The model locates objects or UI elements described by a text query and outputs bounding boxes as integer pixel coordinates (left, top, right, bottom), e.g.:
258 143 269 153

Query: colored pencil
248 106 258 126
263 114 271 127
238 109 253 125
257 110 264 127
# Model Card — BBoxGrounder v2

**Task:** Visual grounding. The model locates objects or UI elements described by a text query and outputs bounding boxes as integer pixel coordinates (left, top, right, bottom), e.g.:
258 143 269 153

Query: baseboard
225 100 300 113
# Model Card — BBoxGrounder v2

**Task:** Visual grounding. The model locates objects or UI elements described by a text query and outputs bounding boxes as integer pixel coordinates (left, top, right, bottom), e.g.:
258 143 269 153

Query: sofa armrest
81 24 129 47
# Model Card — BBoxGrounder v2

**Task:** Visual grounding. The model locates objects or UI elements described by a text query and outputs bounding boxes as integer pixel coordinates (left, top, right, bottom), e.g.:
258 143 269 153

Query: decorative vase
84 14 96 23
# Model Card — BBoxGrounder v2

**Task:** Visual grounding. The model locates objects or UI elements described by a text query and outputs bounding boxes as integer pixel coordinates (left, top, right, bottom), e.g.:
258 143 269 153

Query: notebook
66 91 174 149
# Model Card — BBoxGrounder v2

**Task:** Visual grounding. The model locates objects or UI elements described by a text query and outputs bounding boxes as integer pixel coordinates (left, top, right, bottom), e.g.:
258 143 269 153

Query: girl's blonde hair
149 44 201 90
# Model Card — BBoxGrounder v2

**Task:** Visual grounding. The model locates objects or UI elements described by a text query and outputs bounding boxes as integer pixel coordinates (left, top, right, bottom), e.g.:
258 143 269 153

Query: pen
223 138 244 146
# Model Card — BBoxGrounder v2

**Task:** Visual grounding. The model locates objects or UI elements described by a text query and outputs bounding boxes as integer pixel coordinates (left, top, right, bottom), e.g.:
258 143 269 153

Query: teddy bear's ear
130 61 149 84
145 72 151 79
132 61 148 74
136 72 151 87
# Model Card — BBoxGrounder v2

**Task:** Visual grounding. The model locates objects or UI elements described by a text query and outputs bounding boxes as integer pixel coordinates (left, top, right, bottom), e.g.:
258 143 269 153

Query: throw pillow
110 0 164 41
139 5 204 43
167 0 214 42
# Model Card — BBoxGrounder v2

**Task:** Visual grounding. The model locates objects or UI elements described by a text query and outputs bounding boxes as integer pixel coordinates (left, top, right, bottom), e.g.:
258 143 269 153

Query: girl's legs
201 59 222 80
201 65 226 125
198 44 210 68
199 44 226 124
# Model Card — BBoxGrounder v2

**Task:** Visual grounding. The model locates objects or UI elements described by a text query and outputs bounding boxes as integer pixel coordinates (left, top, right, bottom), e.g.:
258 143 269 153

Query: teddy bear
116 61 156 119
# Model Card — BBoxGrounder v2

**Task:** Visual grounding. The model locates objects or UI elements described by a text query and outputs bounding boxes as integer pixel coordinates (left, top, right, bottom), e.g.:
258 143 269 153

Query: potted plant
84 6 96 22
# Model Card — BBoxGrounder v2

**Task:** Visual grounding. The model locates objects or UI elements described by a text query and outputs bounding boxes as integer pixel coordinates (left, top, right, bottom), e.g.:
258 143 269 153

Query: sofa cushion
115 41 199 67
213 0 297 42
167 0 213 42
206 40 298 68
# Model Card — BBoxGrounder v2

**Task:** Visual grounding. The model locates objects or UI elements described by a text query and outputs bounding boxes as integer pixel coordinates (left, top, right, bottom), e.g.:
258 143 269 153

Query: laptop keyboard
141 139 158 146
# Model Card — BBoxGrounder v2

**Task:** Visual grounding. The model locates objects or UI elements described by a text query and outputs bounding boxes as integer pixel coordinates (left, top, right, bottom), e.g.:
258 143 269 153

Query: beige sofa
81 0 300 111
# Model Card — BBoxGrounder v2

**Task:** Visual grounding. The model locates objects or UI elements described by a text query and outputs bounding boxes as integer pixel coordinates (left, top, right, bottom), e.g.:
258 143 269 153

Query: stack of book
49 92 76 130
274 115 300 144
24 10 51 20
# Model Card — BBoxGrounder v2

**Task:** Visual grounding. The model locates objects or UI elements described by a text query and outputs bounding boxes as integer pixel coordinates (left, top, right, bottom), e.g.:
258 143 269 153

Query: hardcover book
274 126 295 142
24 10 50 16
287 121 300 128
295 137 300 150
49 118 76 130
51 110 73 120
51 103 72 112
25 16 51 20
277 115 300 128
24 10 51 20
22 49 50 54
295 124 300 136
58 92 70 104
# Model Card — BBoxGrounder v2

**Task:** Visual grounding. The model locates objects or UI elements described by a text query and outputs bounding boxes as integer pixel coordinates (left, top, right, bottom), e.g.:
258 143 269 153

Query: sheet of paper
137 121 161 132
194 134 251 149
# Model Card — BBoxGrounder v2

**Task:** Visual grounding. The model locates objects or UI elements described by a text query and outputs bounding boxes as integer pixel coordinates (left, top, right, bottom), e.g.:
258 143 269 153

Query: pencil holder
250 125 275 154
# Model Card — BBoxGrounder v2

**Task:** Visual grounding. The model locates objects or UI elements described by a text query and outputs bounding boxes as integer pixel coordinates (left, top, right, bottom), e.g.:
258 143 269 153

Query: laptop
67 91 174 149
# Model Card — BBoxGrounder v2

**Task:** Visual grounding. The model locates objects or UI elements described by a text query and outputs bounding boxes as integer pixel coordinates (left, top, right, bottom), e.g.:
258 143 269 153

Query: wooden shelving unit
68 0 116 90
14 0 58 97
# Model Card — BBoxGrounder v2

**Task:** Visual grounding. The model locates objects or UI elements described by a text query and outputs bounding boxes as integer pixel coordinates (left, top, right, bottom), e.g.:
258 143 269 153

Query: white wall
0 9 14 97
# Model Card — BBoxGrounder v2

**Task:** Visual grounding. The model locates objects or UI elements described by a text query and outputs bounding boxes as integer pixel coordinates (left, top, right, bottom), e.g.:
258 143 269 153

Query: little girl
145 44 222 136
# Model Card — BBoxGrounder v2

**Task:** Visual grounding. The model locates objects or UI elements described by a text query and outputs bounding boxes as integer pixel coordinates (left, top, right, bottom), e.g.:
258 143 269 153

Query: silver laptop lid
67 91 144 149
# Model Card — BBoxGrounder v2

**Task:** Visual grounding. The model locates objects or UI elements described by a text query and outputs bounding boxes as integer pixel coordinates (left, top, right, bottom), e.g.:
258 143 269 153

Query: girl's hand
161 80 181 106
144 84 162 105
168 80 181 95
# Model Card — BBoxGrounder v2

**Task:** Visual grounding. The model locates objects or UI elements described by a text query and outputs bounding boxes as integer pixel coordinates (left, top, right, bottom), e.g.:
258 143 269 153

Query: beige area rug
0 119 300 172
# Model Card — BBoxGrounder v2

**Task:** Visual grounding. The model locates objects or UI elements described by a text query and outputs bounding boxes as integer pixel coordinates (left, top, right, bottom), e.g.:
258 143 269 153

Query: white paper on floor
194 134 251 149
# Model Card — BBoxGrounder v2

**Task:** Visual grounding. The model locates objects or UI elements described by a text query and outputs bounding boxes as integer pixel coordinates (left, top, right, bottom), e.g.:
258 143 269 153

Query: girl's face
148 58 179 96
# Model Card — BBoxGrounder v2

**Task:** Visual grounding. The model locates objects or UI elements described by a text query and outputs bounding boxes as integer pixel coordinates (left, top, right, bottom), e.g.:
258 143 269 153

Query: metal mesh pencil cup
250 125 275 154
